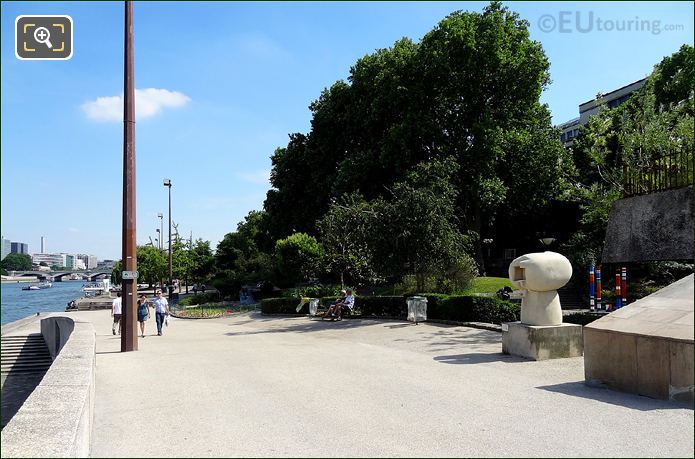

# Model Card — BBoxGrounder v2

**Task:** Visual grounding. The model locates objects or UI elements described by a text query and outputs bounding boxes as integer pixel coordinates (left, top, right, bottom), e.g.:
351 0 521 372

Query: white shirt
112 297 122 315
153 297 169 314
344 295 355 309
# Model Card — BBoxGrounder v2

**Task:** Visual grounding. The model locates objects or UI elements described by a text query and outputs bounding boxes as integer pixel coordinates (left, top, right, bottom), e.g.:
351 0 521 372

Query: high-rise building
1 236 10 260
11 242 29 255
40 236 45 254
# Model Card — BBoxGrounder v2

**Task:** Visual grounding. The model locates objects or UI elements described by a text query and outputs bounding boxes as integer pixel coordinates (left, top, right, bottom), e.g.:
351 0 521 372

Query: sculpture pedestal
502 321 583 360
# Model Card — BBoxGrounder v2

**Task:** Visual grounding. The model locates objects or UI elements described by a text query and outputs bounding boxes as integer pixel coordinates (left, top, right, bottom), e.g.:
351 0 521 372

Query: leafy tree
318 192 379 287
263 2 569 270
563 45 694 282
275 233 324 286
136 245 167 287
369 158 475 291
190 239 215 283
1 253 33 271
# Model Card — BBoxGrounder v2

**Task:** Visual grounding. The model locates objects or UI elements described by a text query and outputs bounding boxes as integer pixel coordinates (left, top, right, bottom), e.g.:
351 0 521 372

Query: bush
356 296 407 318
281 284 350 299
427 295 519 324
179 292 220 306
261 293 519 324
563 312 599 326
261 297 309 314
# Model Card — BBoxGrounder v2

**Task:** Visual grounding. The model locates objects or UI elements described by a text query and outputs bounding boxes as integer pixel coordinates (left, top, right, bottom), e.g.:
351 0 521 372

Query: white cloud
236 169 271 185
81 88 190 122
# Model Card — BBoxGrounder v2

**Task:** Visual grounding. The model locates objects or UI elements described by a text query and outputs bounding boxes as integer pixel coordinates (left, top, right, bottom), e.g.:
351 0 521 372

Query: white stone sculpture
508 251 573 326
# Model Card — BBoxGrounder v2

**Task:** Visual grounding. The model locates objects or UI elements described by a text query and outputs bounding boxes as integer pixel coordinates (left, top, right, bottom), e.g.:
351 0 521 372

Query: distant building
97 259 115 270
31 253 65 268
10 242 29 255
558 78 647 148
77 254 98 269
1 236 10 260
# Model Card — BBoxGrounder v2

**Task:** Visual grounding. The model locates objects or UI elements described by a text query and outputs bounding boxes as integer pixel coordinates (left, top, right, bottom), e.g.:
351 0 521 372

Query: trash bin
309 298 320 316
407 296 427 324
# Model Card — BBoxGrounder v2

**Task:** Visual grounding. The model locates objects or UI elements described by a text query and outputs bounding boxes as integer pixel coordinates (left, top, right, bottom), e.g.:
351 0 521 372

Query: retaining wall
1 317 96 457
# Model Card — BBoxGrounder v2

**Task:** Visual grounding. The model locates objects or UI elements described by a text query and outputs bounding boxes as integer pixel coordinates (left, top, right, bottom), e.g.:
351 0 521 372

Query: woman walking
137 294 150 338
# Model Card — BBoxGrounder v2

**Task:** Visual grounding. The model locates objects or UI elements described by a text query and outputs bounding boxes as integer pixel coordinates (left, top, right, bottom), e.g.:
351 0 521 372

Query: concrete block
502 321 583 360
635 336 670 399
669 341 694 403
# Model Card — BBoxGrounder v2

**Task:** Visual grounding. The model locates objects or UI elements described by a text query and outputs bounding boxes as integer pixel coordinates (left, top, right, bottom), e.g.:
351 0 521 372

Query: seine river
1 281 85 325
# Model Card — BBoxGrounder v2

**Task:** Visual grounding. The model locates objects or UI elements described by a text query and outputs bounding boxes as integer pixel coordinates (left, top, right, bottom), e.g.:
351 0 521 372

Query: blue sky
2 1 693 260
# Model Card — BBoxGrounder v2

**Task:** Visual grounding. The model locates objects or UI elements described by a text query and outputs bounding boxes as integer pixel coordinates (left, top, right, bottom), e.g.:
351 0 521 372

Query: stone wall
602 186 693 263
1 317 96 457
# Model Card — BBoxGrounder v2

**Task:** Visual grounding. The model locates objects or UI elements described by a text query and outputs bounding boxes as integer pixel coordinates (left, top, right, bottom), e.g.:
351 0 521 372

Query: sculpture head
508 251 572 292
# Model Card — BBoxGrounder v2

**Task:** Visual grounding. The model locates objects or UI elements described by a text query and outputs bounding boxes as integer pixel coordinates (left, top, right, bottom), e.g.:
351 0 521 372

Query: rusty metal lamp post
121 0 138 352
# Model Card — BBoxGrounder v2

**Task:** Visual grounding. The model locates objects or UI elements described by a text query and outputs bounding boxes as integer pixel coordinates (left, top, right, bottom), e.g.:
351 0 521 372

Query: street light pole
157 213 163 249
163 179 172 294
121 0 137 352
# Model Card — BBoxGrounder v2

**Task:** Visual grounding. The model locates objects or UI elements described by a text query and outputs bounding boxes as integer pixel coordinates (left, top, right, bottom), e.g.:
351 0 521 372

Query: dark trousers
156 312 166 334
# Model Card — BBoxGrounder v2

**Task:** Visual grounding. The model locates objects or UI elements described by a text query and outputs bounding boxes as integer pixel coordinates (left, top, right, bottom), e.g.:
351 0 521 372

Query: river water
1 281 85 325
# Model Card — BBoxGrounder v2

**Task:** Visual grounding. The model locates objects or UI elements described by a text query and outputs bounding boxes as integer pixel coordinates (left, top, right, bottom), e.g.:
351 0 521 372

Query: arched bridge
11 271 113 282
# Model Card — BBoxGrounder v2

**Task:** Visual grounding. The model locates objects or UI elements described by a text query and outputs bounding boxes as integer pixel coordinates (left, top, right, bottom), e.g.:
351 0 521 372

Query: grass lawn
456 276 513 295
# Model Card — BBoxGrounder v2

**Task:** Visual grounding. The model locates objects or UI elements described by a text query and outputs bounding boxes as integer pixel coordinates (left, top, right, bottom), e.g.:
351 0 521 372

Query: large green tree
1 253 32 271
263 2 569 269
275 233 324 286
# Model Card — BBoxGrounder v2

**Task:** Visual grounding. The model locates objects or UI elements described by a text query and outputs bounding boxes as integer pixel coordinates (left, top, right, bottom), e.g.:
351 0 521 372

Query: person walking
137 294 150 338
111 292 122 335
152 290 170 336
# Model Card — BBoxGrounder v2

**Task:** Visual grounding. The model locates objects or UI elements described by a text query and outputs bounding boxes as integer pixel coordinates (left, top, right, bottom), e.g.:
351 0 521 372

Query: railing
622 149 693 197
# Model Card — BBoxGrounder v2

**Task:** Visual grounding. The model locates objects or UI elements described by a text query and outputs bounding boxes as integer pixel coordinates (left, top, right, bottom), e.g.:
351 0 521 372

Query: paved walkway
7 311 695 456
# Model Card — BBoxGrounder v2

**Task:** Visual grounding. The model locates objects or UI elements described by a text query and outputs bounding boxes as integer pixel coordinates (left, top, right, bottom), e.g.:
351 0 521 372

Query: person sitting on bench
325 289 355 320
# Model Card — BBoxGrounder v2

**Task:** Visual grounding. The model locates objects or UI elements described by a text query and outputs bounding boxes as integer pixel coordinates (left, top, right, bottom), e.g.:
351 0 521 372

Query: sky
2 1 693 260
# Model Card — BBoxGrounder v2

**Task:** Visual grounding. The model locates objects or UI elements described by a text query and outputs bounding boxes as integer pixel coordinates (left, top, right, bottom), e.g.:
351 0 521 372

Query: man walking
152 290 170 336
111 292 122 335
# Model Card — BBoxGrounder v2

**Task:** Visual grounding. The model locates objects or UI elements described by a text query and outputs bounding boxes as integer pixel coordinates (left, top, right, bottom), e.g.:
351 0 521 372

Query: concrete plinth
502 321 583 360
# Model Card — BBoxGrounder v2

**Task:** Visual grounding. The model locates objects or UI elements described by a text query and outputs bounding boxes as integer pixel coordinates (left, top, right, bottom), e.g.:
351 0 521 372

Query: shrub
261 293 519 324
281 284 350 299
356 296 407 318
427 295 519 324
563 312 599 326
179 292 219 306
261 297 308 315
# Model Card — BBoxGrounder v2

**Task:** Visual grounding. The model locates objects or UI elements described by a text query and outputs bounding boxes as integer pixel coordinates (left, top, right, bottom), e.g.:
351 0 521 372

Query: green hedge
563 312 600 326
261 294 520 324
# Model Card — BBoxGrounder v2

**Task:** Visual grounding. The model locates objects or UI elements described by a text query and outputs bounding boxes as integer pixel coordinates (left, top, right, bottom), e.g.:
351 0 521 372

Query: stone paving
5 310 695 457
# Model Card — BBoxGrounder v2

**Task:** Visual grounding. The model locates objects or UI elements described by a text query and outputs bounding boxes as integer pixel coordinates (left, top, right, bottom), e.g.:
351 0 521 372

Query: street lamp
539 237 556 248
157 213 163 249
163 179 172 295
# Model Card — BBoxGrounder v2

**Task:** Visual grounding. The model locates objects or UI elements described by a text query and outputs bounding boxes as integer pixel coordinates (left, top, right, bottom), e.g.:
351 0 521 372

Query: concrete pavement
6 310 695 457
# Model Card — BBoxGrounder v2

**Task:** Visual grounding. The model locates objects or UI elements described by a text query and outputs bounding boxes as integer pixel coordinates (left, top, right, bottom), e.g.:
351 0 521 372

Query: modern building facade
1 236 10 260
77 254 98 269
559 78 647 148
31 253 65 268
11 242 29 255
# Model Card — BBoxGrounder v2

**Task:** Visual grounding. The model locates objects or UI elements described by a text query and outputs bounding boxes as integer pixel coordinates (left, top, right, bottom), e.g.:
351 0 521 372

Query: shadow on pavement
536 381 693 411
433 352 524 365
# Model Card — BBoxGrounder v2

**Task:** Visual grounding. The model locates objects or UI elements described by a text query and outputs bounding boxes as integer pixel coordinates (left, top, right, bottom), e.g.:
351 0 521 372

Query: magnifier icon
33 27 53 49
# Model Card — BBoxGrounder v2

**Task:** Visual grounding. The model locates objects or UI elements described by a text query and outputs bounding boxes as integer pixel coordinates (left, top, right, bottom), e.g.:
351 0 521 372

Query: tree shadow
224 314 385 337
433 352 525 364
536 381 693 411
